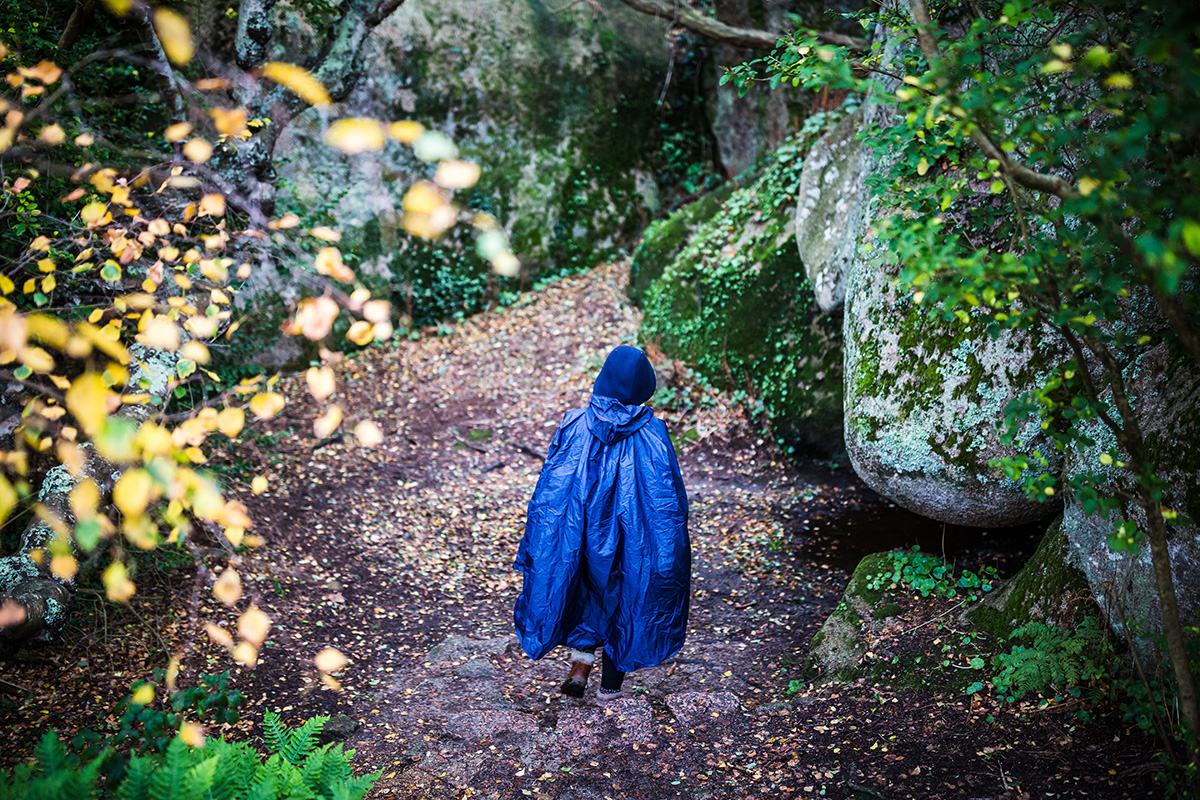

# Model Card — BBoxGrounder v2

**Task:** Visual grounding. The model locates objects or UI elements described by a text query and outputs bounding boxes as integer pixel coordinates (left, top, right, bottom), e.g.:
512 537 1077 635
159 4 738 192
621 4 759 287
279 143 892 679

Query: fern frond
149 738 194 800
280 716 328 766
117 756 157 800
32 732 72 774
262 711 288 756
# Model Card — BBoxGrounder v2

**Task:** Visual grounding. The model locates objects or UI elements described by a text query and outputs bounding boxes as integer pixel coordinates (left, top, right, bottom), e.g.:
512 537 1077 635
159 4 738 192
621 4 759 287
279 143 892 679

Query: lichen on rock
842 243 1065 526
793 107 872 313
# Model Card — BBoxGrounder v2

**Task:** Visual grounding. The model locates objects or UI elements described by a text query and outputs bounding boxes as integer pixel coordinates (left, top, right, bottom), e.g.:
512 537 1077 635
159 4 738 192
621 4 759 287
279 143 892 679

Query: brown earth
1 261 1164 798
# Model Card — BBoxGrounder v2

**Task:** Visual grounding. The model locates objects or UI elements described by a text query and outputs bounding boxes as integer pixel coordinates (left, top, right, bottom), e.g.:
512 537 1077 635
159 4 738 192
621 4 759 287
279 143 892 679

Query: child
513 345 690 704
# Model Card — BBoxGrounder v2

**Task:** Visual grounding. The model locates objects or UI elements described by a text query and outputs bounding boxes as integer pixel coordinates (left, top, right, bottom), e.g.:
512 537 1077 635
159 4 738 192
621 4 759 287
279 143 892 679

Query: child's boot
559 650 595 697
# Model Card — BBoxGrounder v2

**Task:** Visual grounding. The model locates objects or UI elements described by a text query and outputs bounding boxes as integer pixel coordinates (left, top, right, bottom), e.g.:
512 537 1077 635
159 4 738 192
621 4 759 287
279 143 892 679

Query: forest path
242 260 853 798
224 261 1147 799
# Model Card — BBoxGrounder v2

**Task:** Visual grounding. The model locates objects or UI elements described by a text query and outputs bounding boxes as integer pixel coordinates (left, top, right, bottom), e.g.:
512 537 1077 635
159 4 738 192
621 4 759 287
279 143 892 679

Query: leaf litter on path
2 261 1162 799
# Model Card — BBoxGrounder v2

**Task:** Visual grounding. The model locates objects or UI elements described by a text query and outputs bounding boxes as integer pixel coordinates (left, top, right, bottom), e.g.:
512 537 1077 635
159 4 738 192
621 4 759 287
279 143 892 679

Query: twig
0 675 31 694
900 598 970 634
515 443 546 461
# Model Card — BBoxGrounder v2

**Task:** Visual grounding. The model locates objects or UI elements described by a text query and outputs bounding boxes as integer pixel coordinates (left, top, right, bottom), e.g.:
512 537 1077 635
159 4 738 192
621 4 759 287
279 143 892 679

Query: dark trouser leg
600 654 625 692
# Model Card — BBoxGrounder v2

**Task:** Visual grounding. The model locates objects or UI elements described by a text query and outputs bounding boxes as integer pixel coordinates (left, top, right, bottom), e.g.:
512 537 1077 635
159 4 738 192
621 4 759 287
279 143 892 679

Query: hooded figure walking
513 345 690 704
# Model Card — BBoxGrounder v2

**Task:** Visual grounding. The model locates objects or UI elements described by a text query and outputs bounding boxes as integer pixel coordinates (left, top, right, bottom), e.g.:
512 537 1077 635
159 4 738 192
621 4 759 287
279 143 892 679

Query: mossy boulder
627 181 737 306
842 245 1065 526
793 107 872 313
638 137 844 457
809 552 901 678
1060 344 1200 661
967 517 1093 640
274 0 691 325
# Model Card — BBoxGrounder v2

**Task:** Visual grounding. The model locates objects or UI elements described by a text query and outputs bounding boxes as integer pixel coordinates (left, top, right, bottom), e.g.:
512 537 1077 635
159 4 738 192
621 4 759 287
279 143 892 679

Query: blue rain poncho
513 346 690 673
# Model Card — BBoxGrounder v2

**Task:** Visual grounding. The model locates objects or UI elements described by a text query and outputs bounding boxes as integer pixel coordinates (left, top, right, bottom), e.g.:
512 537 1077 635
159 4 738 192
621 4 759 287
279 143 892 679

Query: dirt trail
216 261 1155 799
3 261 1155 798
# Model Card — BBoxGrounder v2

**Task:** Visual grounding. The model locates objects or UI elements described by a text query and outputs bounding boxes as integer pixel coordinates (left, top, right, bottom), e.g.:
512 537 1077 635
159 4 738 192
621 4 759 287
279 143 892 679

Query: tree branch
128 2 186 126
614 0 866 52
906 0 1077 199
57 0 97 51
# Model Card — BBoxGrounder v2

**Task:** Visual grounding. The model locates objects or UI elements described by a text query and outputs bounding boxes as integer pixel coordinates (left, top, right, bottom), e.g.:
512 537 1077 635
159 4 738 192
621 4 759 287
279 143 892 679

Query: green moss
627 181 737 305
967 517 1092 640
639 137 845 456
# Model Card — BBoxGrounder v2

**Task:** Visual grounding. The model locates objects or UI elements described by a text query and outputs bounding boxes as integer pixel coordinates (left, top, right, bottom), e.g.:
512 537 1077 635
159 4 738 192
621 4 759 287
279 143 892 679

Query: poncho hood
587 394 654 444
592 345 656 406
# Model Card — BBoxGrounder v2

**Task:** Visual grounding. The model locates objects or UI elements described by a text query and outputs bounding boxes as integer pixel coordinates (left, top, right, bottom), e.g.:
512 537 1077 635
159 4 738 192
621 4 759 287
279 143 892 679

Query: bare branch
57 0 97 51
128 3 186 126
615 0 867 52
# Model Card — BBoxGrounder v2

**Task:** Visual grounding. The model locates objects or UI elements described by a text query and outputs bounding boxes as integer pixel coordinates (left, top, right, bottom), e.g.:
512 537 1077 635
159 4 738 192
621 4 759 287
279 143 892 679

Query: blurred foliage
0 0 512 675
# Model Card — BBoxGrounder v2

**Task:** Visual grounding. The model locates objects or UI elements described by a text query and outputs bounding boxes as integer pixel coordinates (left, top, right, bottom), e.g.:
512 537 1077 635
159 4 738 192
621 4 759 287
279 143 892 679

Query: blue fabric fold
513 394 690 673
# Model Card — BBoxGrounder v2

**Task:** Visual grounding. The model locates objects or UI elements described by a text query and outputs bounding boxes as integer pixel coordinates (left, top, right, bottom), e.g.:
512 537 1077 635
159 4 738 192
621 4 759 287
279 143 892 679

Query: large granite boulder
793 107 872 313
842 253 1065 526
273 0 679 324
1060 344 1200 658
639 137 844 456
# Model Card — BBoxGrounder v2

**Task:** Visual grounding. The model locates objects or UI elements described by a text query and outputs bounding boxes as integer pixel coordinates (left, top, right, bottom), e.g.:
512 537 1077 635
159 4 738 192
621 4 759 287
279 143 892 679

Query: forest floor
2 261 1165 798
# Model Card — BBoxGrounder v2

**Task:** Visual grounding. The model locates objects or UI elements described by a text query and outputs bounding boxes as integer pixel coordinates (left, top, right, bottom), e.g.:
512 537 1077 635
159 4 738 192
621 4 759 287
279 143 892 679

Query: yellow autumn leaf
262 62 331 107
66 373 111 435
136 315 181 350
70 479 100 518
213 567 242 606
232 642 258 667
38 124 65 146
217 407 245 437
388 120 425 143
305 366 336 401
0 475 16 527
314 646 347 673
130 683 154 706
324 118 386 154
99 0 132 16
103 560 136 602
51 553 77 581
353 420 384 448
309 226 342 242
113 468 153 516
153 8 194 65
203 621 234 649
249 392 285 420
179 722 206 748
238 605 271 646
164 122 192 142
183 138 213 164
181 340 211 364
298 296 339 340
81 201 107 225
433 159 481 190
313 405 343 439
345 320 374 346
361 299 390 323
251 475 268 495
198 193 226 217
402 181 444 215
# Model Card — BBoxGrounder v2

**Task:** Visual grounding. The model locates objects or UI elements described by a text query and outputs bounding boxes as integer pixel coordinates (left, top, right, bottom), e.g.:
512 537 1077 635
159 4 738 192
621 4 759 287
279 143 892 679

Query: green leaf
1182 221 1200 258
100 262 122 282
